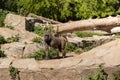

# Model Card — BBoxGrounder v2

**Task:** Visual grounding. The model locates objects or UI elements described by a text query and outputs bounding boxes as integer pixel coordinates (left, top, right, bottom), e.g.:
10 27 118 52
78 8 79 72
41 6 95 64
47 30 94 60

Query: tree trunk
54 15 120 33
27 13 62 24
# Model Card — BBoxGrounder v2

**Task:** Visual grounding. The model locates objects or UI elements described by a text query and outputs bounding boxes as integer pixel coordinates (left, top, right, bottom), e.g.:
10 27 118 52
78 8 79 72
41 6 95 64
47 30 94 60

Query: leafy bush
74 48 84 54
33 25 54 36
28 49 45 60
83 46 94 52
0 9 8 27
75 31 103 38
9 65 19 79
16 0 120 22
32 37 43 43
33 26 45 36
28 48 56 60
65 43 77 52
0 35 6 44
6 35 19 43
88 65 108 80
5 26 14 30
113 71 120 80
0 50 6 57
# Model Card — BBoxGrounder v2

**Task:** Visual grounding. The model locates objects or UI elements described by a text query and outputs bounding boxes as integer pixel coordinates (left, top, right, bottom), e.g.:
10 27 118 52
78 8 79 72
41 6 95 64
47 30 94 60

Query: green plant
83 46 94 52
113 35 120 38
74 48 84 54
5 26 14 30
33 26 45 36
28 48 57 60
28 49 45 60
0 50 6 57
113 71 120 80
88 65 108 80
0 9 8 27
0 35 6 44
75 31 103 38
9 65 19 80
6 34 19 43
33 25 54 36
65 43 77 52
32 37 43 43
49 48 57 59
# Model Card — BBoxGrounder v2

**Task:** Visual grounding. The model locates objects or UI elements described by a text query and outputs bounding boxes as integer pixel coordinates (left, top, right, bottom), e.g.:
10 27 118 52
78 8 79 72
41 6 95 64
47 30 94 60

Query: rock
12 58 39 70
68 36 114 48
18 30 39 43
111 26 120 33
0 28 19 39
77 39 120 67
1 40 120 80
25 17 36 31
0 27 38 43
23 43 44 57
4 13 37 32
1 42 25 59
0 58 12 68
4 13 26 31
1 42 43 59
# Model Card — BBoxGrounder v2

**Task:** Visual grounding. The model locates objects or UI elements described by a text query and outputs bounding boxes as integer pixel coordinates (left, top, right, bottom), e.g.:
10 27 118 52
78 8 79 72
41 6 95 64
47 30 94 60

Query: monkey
44 32 67 59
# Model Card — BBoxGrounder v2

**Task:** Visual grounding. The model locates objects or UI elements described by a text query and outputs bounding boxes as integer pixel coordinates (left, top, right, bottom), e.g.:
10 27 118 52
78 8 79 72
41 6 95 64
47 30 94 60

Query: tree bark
54 15 120 33
27 13 62 24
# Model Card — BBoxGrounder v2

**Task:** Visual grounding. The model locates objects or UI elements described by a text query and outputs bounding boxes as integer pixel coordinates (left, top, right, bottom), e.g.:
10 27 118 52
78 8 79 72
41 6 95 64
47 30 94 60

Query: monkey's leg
61 39 67 58
62 49 66 58
56 49 60 59
45 44 49 60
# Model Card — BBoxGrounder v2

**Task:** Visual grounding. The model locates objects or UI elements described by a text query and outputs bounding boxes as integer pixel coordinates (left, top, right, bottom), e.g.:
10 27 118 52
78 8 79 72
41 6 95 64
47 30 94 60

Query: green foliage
6 35 19 43
28 48 56 60
1 0 120 22
33 26 45 36
75 31 103 38
74 48 84 54
113 71 120 80
49 48 57 59
9 65 19 79
65 43 77 52
5 26 14 30
113 35 120 39
32 37 43 43
33 25 54 36
88 65 108 80
83 46 94 52
0 50 6 57
0 0 18 12
0 35 6 44
0 9 8 27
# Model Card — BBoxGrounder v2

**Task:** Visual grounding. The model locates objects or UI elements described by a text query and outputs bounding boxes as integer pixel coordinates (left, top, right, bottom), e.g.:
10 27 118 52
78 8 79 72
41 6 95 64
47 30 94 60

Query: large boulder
4 13 26 31
12 58 39 71
1 42 43 59
1 42 25 59
68 35 114 48
0 28 19 39
0 27 39 43
0 58 12 68
4 13 36 32
23 43 44 57
18 30 39 43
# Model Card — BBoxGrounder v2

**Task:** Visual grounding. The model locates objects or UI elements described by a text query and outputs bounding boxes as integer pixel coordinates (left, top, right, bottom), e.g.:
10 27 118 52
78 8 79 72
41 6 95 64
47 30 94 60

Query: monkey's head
44 32 53 45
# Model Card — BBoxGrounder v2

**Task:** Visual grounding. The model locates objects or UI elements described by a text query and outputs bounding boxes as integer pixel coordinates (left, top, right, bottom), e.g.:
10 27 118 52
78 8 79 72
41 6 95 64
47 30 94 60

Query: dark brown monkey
44 32 67 59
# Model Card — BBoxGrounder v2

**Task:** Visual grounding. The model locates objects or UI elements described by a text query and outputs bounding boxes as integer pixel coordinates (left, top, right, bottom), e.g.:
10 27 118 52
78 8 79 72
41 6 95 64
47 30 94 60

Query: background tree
0 0 120 22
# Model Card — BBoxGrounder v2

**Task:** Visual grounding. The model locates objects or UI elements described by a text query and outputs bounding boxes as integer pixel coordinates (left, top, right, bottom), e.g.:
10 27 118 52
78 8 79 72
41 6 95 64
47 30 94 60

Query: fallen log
54 15 120 33
27 13 62 24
